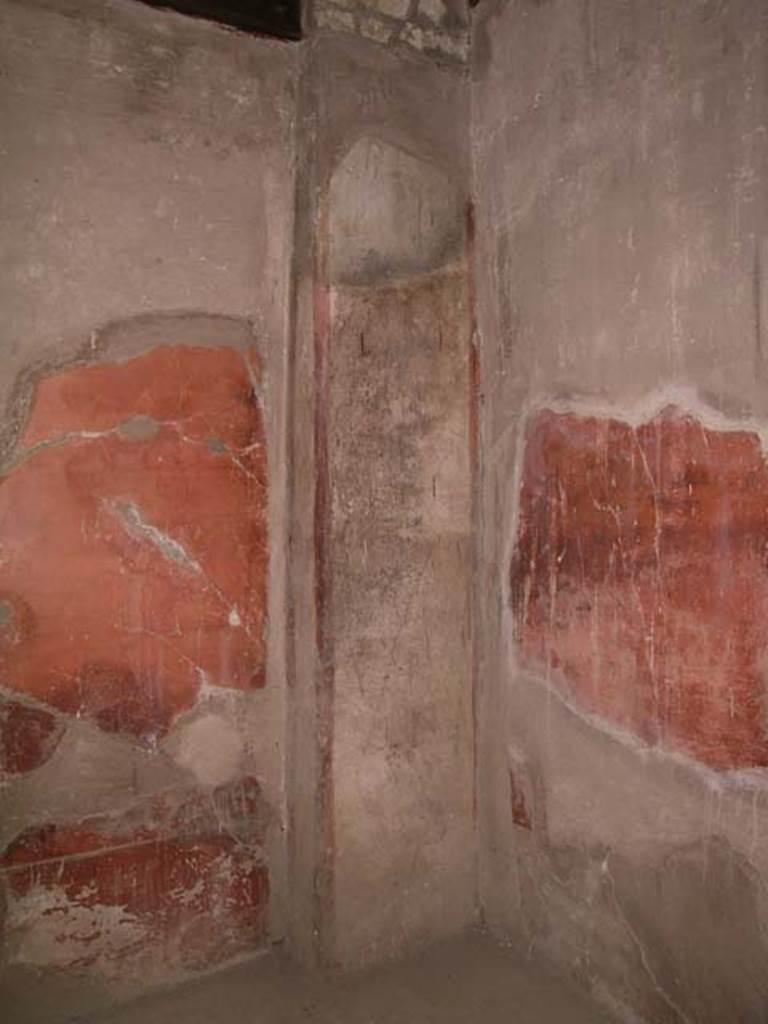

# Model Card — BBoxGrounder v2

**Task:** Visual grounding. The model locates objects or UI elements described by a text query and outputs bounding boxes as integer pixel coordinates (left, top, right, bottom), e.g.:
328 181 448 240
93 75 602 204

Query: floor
1 931 609 1023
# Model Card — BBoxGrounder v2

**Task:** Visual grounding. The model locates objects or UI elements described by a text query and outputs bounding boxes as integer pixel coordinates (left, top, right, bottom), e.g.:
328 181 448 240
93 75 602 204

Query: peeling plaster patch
108 499 203 574
117 414 160 442
0 778 269 978
317 5 356 32
6 887 150 973
359 16 392 43
401 23 467 59
168 713 244 787
2 838 268 980
0 723 189 852
419 0 446 25
206 436 228 455
313 0 467 61
366 0 410 18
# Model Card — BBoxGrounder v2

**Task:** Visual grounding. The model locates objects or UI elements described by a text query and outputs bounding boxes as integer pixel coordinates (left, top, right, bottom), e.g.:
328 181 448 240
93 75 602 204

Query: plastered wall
472 1 768 1020
13 0 763 1013
313 0 469 63
290 31 476 968
0 0 296 988
0 0 477 995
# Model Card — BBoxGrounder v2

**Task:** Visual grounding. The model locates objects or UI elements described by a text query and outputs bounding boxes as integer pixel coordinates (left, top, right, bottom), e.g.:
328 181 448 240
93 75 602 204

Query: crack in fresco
108 499 205 575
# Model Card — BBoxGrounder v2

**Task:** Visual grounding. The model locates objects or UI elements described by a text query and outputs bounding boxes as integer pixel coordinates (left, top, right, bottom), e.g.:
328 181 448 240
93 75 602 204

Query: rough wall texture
0 0 476 997
0 0 295 989
511 404 768 771
473 0 768 1021
1 777 269 978
329 268 473 962
291 32 476 967
12 0 767 1012
313 0 469 64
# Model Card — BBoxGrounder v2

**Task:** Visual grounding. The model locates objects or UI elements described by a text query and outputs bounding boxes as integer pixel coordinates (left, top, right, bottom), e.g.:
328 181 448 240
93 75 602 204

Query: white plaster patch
5 885 150 976
401 23 467 59
419 0 446 24
360 15 392 44
316 4 356 32
170 712 243 786
365 0 410 19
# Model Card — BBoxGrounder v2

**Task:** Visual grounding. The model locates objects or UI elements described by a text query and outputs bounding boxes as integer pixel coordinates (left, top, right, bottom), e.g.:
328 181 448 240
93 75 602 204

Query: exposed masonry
314 0 469 63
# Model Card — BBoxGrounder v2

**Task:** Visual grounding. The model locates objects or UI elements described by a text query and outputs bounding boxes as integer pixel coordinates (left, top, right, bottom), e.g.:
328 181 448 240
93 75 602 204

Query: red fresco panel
0 346 268 743
0 777 268 975
510 405 768 769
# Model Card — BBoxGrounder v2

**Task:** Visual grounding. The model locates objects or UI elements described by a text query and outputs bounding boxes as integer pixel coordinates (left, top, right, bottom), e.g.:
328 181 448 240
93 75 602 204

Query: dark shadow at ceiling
136 0 302 40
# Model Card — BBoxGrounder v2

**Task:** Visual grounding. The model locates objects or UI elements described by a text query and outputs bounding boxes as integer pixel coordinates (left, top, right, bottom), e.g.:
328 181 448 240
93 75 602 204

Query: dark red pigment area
0 697 64 775
509 769 532 830
510 406 768 769
1 775 264 867
0 777 268 972
0 346 268 742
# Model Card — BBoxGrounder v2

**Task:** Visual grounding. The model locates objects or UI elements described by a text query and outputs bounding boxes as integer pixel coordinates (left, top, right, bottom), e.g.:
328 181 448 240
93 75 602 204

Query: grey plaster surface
0 932 610 1023
471 0 768 1020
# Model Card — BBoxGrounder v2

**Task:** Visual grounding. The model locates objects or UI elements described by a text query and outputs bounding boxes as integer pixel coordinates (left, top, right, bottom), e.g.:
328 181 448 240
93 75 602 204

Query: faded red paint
510 405 768 770
0 697 63 775
0 777 268 974
509 769 532 830
0 346 267 742
466 201 480 832
1 775 264 867
313 267 336 955
3 836 267 973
